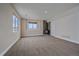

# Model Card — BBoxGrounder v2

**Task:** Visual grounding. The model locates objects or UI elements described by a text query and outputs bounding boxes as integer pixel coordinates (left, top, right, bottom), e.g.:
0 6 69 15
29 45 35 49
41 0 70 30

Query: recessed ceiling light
44 10 48 14
55 16 56 17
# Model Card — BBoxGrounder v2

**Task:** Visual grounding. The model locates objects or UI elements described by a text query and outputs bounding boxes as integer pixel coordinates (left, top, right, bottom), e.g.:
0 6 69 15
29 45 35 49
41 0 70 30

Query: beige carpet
5 35 79 56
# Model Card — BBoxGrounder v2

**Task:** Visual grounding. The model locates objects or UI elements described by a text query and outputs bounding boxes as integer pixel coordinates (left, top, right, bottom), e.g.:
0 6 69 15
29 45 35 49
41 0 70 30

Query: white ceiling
14 3 79 20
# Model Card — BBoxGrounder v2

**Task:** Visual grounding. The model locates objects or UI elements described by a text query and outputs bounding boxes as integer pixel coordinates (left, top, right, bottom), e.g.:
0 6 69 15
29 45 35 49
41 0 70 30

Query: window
27 22 38 29
13 15 20 32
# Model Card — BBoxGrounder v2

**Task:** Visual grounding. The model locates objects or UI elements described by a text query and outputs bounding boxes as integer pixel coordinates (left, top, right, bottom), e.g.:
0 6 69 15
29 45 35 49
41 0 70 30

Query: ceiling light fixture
54 16 56 17
44 10 48 14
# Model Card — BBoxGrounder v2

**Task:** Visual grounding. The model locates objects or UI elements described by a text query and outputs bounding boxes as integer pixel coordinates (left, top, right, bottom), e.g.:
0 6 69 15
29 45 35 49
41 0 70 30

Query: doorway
43 20 50 35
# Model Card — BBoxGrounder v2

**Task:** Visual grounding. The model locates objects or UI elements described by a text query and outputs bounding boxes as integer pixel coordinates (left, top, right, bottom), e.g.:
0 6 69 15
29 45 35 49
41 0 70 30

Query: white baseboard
52 35 79 44
0 37 20 56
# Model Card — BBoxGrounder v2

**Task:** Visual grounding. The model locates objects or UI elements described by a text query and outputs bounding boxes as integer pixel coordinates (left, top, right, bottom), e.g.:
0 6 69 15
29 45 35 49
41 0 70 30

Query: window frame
13 15 20 32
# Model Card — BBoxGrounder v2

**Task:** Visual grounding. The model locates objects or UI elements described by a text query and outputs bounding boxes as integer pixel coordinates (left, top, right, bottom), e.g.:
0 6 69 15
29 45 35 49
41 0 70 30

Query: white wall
21 19 43 36
51 6 79 44
0 4 21 55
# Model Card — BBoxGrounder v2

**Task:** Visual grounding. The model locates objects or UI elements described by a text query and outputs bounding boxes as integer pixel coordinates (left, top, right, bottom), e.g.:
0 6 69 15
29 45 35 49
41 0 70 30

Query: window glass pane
28 23 33 29
13 15 16 32
13 15 16 27
16 18 20 27
13 15 20 32
27 22 37 29
33 24 37 29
